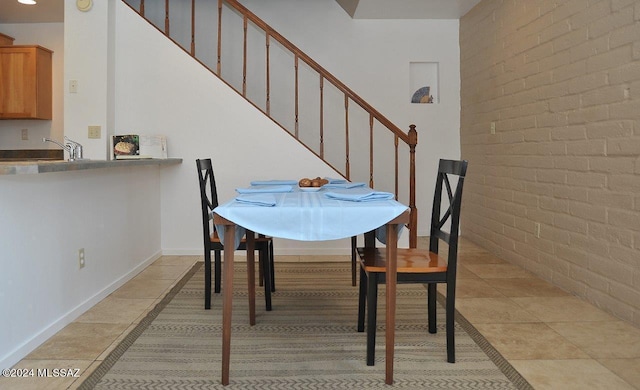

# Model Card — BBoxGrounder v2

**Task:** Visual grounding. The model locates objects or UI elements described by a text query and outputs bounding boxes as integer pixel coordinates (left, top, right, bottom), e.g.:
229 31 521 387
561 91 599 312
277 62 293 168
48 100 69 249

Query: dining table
213 179 410 385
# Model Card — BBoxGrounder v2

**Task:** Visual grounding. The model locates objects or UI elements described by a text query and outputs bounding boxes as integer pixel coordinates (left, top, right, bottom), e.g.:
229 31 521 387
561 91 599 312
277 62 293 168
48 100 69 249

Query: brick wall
460 0 640 326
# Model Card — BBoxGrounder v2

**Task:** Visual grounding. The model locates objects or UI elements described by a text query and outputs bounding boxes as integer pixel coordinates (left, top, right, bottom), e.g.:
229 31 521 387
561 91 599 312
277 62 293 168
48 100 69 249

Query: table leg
385 223 398 385
221 224 235 386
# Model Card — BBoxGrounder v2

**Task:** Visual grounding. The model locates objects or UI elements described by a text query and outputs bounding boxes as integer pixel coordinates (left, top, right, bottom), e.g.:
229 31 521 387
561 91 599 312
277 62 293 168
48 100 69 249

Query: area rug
79 262 532 389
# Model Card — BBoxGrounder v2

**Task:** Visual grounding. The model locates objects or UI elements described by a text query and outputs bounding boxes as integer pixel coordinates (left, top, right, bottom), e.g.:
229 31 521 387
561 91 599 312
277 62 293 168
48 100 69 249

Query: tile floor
1 238 639 389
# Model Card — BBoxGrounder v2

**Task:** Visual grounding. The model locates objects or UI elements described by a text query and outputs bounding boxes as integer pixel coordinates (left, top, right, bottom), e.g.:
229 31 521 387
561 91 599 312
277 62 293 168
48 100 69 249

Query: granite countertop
0 158 183 175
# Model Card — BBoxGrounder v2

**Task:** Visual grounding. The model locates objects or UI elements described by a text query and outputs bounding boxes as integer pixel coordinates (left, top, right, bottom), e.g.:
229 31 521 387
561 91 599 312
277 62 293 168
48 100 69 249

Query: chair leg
261 247 273 312
351 236 357 286
446 282 456 363
366 273 378 366
214 250 222 294
357 267 367 332
258 247 265 287
269 240 276 292
204 250 212 310
428 283 437 334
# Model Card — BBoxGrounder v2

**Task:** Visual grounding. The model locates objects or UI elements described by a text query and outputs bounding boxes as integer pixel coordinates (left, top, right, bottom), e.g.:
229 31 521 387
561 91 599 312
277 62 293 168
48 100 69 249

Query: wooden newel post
408 124 418 249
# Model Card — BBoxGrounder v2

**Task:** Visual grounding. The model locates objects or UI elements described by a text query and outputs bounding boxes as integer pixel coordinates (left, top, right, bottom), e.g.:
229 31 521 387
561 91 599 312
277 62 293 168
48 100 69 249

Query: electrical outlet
534 223 541 239
21 128 28 140
88 125 101 139
78 248 85 269
69 80 78 93
490 122 496 135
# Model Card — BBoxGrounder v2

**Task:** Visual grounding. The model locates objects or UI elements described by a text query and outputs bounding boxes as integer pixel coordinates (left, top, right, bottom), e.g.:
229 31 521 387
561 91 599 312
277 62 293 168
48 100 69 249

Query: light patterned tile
135 264 192 280
25 323 128 360
110 278 175 299
486 277 569 297
464 263 533 279
438 278 505 298
75 296 155 324
511 359 635 390
473 323 589 360
458 252 506 265
512 296 616 322
548 321 640 359
456 298 540 323
152 255 199 266
456 264 481 279
598 358 640 389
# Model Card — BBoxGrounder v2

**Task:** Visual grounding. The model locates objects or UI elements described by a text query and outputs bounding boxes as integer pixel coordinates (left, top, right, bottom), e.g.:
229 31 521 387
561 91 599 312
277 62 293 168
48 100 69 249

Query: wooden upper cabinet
0 33 15 46
0 46 53 120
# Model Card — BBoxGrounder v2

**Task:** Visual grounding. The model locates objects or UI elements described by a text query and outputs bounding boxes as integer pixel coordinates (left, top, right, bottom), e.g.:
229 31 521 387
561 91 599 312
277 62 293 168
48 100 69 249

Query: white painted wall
0 166 162 369
63 0 112 159
0 23 64 150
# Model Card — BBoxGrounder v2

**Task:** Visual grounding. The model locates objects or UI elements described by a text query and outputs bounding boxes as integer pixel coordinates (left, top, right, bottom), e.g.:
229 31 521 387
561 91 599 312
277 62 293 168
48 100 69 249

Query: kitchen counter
0 158 182 175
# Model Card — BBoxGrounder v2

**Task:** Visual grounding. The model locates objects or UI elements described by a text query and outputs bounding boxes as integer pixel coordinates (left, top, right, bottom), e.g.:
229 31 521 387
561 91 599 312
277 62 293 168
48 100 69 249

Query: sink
0 158 62 162
0 149 65 161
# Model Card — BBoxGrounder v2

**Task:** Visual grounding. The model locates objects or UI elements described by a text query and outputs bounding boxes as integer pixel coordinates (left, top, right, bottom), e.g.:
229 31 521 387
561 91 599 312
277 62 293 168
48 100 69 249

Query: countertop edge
0 158 183 176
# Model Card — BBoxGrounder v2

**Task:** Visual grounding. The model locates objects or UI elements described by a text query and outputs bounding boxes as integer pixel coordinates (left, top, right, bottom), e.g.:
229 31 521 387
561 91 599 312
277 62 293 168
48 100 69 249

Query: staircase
122 0 418 247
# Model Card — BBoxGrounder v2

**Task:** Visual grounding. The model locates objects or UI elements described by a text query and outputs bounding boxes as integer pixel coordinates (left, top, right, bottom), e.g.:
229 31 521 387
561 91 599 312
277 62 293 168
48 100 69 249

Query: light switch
69 80 78 93
88 125 101 139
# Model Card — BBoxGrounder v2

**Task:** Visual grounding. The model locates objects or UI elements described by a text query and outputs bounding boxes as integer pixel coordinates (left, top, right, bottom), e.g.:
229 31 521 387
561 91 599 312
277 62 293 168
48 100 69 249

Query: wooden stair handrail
220 0 411 145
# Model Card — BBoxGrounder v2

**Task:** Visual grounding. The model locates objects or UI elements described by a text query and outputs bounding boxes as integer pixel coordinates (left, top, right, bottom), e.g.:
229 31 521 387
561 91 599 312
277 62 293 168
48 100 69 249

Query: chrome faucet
64 136 84 160
42 137 84 161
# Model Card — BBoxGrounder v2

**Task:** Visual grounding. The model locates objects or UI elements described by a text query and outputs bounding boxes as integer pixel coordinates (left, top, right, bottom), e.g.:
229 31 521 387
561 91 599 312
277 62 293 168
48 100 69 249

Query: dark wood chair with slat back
356 159 468 365
351 236 358 286
196 158 275 311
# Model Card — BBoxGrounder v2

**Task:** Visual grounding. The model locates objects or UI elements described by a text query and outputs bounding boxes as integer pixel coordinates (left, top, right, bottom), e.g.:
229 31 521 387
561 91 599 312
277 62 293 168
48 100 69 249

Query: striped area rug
80 262 532 389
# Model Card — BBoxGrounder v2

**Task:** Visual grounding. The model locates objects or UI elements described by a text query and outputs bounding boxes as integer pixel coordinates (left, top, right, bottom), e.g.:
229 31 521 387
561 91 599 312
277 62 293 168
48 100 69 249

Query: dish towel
324 187 395 202
235 193 277 207
249 180 298 186
236 185 293 193
322 182 366 189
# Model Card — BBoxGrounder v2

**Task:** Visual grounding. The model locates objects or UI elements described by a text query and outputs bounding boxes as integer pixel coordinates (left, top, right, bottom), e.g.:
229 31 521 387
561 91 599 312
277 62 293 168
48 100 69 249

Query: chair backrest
429 159 468 272
196 159 219 243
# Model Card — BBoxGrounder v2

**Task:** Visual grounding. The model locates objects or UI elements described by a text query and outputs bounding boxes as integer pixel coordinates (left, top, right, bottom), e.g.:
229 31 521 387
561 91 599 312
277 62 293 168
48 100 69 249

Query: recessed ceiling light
18 0 37 5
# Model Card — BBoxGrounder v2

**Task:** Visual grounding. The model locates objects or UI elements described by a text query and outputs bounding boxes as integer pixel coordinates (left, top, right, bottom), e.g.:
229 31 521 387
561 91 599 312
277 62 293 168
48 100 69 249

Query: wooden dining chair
356 159 468 365
351 236 358 286
196 158 275 311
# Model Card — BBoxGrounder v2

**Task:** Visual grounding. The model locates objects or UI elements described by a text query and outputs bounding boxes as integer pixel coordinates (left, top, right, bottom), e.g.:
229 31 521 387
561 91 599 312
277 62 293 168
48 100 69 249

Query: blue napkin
324 187 395 202
322 181 366 189
250 180 298 186
325 177 347 184
236 185 293 193
235 193 277 207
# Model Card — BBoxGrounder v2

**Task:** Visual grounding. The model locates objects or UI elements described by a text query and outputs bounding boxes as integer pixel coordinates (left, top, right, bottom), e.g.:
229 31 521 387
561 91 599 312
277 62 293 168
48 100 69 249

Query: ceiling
0 0 64 23
0 0 480 24
336 0 481 19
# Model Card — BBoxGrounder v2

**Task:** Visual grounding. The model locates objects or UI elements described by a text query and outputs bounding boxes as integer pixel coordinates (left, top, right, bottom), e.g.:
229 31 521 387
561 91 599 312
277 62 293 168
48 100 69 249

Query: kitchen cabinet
0 46 53 120
0 33 15 46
